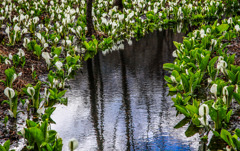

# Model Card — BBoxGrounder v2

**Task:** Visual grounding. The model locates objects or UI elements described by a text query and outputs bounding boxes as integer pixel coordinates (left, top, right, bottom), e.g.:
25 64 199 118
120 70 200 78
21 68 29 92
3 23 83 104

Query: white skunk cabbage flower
4 87 15 99
23 38 30 48
235 25 240 32
172 50 177 57
37 107 44 115
5 59 11 65
8 110 14 118
17 49 25 57
217 60 227 73
68 67 73 76
198 104 209 126
210 84 218 97
8 53 13 60
222 86 229 96
12 73 17 83
54 37 59 43
33 17 39 24
27 87 35 97
42 52 51 67
199 104 209 117
226 145 231 151
68 138 79 151
119 14 124 21
227 17 233 24
128 39 132 46
170 75 177 83
55 61 63 70
119 43 124 50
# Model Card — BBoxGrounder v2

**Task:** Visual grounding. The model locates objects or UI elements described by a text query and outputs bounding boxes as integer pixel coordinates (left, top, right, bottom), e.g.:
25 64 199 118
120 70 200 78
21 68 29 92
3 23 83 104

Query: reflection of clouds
52 30 199 151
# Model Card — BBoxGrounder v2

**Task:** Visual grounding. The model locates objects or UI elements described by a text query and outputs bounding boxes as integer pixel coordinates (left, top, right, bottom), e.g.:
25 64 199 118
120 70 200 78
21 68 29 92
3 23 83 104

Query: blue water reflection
135 133 192 151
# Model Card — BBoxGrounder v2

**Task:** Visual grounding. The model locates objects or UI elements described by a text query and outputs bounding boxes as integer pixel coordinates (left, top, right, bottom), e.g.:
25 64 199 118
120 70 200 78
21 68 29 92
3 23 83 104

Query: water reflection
52 29 199 151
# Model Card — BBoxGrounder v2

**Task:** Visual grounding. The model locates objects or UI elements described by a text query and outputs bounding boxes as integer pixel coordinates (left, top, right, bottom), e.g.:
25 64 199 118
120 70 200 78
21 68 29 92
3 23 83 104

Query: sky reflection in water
52 29 199 151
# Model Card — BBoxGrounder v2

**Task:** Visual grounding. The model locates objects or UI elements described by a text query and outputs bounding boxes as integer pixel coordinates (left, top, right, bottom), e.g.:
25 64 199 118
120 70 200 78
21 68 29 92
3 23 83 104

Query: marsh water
51 29 201 151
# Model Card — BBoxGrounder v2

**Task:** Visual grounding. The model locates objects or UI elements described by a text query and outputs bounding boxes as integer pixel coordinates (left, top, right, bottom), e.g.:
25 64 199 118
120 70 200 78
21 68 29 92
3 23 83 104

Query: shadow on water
51 29 201 151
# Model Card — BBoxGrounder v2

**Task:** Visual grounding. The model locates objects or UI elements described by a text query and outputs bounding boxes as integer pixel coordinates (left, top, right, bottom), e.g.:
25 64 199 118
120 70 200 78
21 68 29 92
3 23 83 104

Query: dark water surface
52 30 200 151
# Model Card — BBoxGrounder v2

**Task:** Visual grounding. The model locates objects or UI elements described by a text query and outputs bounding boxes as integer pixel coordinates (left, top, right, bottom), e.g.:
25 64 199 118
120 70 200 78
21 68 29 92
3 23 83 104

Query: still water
52 29 200 151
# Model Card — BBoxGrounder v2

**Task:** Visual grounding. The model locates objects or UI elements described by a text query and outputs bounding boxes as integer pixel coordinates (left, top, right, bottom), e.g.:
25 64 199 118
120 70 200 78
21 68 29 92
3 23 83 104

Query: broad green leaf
213 131 220 137
185 123 200 137
186 104 198 115
217 24 229 33
227 70 236 83
3 140 10 151
54 47 62 56
175 105 190 117
181 74 189 92
233 93 240 103
225 110 232 123
209 56 218 67
57 90 67 98
48 130 57 144
163 63 180 72
183 39 191 50
29 127 45 146
173 41 181 50
26 120 38 127
174 117 190 129
200 54 210 71
40 120 48 141
220 129 234 146
0 146 6 151
183 96 191 105
235 129 240 138
164 76 172 83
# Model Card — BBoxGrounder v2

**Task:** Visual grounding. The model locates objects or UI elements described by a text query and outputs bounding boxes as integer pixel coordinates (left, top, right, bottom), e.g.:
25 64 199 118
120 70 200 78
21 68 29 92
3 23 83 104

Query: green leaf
173 41 181 50
225 110 232 123
34 44 42 59
220 129 234 146
232 136 240 150
235 129 240 138
174 117 190 129
213 131 220 137
209 56 218 67
26 120 38 127
183 39 191 50
183 96 191 105
163 63 180 72
185 123 200 137
3 140 10 151
48 130 57 144
227 70 236 83
57 90 67 98
29 127 45 146
40 120 48 141
200 54 210 71
186 104 198 115
54 47 62 56
181 74 189 92
0 146 6 151
175 105 190 117
217 24 229 34
233 93 240 104
164 76 172 83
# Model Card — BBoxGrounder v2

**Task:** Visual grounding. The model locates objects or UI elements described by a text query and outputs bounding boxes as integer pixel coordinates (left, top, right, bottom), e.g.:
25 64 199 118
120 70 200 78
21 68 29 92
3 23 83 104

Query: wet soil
0 41 48 144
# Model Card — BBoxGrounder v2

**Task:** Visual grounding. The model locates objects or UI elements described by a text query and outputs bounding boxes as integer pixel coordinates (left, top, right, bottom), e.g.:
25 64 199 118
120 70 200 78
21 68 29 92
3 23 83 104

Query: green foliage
0 67 17 88
0 140 14 151
23 119 63 151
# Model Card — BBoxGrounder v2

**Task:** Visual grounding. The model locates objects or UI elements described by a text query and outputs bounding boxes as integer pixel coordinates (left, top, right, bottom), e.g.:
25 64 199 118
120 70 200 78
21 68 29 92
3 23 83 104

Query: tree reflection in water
52 29 200 151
